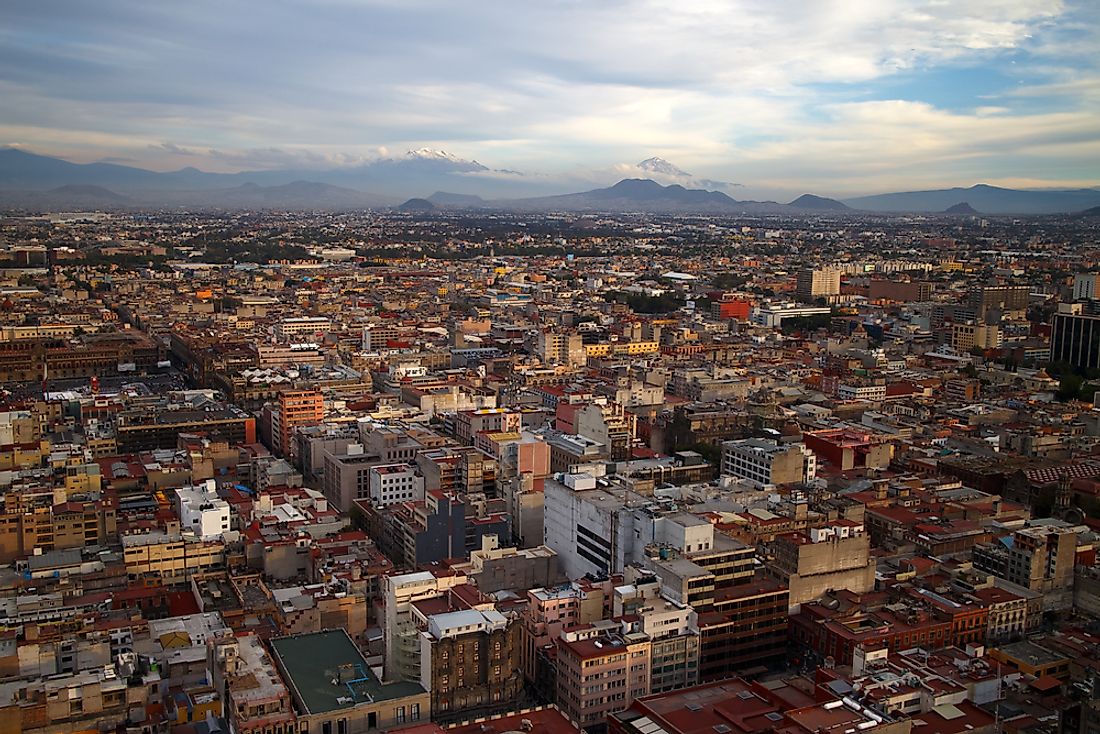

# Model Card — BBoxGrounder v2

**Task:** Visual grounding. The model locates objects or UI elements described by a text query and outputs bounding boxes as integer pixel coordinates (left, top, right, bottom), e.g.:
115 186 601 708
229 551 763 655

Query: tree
1057 374 1084 402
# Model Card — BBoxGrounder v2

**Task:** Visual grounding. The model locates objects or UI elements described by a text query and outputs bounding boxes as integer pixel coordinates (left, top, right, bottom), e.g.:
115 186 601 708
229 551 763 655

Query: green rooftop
269 629 425 715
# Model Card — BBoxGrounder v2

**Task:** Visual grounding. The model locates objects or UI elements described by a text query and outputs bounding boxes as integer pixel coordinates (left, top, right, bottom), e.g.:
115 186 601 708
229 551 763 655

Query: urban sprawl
0 208 1099 734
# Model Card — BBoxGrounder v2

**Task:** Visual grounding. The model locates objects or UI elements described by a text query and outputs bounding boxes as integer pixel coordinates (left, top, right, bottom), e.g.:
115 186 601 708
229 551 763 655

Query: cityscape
2 3 1100 734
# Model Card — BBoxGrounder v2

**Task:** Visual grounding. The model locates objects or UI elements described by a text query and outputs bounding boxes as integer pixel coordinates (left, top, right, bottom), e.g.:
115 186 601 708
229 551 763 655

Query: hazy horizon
3 1 1099 199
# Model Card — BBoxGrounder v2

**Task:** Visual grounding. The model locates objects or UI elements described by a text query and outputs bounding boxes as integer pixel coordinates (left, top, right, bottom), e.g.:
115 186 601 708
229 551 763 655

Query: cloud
0 0 1095 193
152 141 199 156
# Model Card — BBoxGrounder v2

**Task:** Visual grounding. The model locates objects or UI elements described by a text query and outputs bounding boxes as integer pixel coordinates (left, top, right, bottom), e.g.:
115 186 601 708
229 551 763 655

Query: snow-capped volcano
405 148 463 162
637 156 692 178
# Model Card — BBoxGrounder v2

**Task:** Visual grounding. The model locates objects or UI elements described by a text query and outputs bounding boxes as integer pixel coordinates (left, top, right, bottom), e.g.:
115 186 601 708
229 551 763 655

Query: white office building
175 479 231 540
368 463 425 506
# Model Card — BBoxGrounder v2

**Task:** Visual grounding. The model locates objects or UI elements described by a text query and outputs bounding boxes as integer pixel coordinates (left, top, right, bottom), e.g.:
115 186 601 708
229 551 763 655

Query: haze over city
2 0 1099 198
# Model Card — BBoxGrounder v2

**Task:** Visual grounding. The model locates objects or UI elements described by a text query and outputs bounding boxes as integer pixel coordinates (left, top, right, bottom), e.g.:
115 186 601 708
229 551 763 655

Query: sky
1 0 1098 198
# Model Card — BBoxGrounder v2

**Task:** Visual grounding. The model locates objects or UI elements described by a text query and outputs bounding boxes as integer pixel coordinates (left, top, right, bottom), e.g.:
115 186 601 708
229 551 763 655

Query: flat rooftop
269 629 424 715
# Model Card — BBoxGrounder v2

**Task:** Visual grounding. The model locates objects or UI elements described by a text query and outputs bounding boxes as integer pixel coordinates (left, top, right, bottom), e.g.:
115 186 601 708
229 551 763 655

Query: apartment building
274 389 324 457
537 331 587 367
555 631 651 728
796 267 841 302
419 608 524 719
382 570 467 683
368 463 425 507
766 522 876 611
720 438 817 488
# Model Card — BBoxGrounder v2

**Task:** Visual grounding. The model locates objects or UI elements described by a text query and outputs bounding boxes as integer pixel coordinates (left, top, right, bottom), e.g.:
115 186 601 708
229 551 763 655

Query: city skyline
2 0 1099 198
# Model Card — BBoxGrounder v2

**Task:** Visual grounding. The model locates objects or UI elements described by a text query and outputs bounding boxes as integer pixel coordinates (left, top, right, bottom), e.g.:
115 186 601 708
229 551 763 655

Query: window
396 707 406 725
411 704 420 721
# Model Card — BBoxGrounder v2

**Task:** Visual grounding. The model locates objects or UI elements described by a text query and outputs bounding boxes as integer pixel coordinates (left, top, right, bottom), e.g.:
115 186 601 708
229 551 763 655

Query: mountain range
1 148 1098 215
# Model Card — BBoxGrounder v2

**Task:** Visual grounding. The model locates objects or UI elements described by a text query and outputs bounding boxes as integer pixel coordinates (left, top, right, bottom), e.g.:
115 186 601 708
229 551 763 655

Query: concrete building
270 629 429 734
803 428 894 471
721 438 816 488
323 444 383 512
274 389 324 457
536 331 587 367
1004 524 1078 597
454 408 521 445
273 315 331 341
575 402 635 461
766 522 876 611
1073 272 1100 301
175 479 231 540
696 579 790 681
615 577 701 694
368 463 425 507
209 632 297 734
554 630 651 728
796 267 841 303
751 303 832 328
542 473 642 579
466 535 565 594
121 531 225 581
383 570 467 683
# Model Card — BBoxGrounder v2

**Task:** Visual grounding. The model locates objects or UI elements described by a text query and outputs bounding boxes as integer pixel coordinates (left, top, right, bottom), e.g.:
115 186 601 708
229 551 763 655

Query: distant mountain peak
944 201 979 215
789 193 851 211
637 157 691 178
406 148 462 162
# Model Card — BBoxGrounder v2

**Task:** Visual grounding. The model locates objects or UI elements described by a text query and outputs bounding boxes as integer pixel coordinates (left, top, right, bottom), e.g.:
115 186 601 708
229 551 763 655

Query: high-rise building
1050 311 1100 371
274 389 323 457
536 330 587 366
1073 272 1100 301
967 284 1030 320
795 267 841 303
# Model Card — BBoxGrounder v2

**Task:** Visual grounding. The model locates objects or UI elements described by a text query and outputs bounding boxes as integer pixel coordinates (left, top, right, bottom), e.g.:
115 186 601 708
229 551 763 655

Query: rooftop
269 629 425 715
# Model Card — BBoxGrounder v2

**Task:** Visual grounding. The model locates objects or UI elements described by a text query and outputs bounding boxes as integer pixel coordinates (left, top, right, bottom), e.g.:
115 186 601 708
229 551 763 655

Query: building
383 571 467 683
537 331 587 367
0 651 166 734
710 297 752 321
175 479 231 540
1050 311 1100 371
275 389 324 458
269 629 429 734
324 446 382 512
575 402 635 461
1073 272 1100 301
369 463 425 507
115 404 256 453
803 429 893 471
554 630 651 728
751 303 831 328
696 579 789 681
796 267 841 303
968 284 1030 320
721 439 816 488
868 279 932 302
419 608 524 719
273 316 331 341
454 408 522 445
210 632 297 734
543 473 619 578
1003 525 1077 596
766 522 876 611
